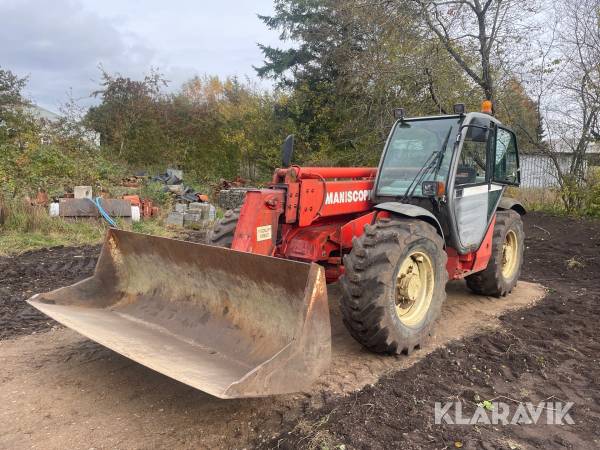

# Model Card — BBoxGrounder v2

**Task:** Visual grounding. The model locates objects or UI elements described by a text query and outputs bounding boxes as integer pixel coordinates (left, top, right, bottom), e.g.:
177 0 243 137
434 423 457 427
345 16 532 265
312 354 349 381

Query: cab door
492 127 520 186
451 117 503 252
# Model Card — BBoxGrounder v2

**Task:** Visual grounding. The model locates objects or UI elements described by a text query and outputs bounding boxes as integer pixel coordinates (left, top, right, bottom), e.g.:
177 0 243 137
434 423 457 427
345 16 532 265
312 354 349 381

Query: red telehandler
29 103 525 399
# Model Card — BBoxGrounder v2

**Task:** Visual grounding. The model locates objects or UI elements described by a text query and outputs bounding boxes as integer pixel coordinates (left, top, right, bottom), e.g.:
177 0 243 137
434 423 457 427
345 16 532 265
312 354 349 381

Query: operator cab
372 104 520 254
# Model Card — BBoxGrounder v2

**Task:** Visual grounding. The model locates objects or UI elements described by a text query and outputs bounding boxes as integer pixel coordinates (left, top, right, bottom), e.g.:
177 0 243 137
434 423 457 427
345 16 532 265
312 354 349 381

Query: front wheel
340 218 448 355
466 210 524 297
205 208 240 248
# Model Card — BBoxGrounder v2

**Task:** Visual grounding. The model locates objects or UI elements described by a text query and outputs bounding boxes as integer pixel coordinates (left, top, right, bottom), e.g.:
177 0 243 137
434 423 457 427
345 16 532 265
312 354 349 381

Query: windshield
376 117 462 197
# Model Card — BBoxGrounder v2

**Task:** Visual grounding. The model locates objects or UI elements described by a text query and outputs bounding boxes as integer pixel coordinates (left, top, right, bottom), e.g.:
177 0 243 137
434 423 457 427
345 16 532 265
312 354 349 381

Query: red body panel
272 167 377 183
446 216 496 280
231 190 285 255
231 166 494 283
296 179 375 226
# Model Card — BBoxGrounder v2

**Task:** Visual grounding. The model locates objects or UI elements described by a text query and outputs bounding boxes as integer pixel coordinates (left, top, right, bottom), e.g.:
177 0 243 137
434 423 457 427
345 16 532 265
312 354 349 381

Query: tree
502 0 600 211
257 0 477 165
0 67 124 199
0 67 40 197
0 68 27 110
494 77 544 152
86 67 169 165
170 75 240 179
174 75 294 180
413 0 536 103
84 68 293 181
0 67 31 145
548 0 600 210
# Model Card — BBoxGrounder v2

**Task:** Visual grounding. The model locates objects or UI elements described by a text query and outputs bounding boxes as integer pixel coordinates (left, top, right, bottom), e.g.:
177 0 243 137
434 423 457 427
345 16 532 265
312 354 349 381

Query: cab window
455 120 490 186
494 128 519 184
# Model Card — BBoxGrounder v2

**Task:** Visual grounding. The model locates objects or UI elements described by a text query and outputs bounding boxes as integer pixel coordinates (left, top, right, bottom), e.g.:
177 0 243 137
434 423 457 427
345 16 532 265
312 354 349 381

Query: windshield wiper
399 150 440 203
434 127 453 177
400 126 453 203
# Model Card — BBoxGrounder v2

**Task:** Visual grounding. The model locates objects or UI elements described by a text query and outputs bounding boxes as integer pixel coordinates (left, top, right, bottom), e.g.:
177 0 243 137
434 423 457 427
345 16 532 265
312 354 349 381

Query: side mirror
461 119 491 143
281 135 294 167
466 127 488 143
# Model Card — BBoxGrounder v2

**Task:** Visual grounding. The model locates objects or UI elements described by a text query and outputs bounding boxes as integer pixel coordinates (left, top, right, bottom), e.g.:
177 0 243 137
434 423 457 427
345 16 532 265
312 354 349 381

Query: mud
268 212 600 449
0 245 99 340
318 281 543 396
2 212 598 449
0 222 551 449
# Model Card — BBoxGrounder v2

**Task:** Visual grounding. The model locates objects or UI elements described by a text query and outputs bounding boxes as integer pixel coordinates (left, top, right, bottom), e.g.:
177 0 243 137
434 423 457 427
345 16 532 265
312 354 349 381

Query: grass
0 217 178 256
508 187 567 215
509 173 600 218
0 218 177 256
0 222 105 255
0 198 104 255
128 218 176 237
0 196 176 256
290 412 343 450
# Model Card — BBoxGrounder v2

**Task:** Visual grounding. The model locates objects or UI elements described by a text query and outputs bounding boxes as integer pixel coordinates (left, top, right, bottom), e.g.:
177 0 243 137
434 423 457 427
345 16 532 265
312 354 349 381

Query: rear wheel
206 208 240 248
340 218 448 354
465 210 524 297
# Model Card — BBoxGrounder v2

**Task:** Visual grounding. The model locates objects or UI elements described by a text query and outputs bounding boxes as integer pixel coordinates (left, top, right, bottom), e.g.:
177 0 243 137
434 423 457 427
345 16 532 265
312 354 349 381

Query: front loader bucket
27 229 330 399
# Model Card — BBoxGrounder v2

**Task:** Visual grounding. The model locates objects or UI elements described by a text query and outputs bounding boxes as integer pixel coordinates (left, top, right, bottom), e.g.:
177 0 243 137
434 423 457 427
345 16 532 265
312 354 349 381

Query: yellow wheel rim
395 251 434 327
501 230 519 279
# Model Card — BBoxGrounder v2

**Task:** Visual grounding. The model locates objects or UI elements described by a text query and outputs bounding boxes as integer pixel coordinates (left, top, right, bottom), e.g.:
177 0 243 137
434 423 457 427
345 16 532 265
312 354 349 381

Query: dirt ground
270 213 600 449
0 212 598 449
0 245 99 340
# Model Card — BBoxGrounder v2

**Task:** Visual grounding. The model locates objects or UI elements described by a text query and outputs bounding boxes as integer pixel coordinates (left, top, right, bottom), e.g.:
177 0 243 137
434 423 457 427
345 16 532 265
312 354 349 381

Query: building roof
25 105 60 123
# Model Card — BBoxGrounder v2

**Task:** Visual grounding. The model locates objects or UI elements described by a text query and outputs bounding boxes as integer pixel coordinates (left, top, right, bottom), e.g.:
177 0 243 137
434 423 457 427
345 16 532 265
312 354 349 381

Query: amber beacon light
481 100 493 114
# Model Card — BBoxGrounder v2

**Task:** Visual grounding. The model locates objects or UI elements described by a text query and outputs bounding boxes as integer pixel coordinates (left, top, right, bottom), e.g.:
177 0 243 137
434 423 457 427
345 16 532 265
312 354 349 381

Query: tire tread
340 219 448 355
465 210 524 297
206 208 240 248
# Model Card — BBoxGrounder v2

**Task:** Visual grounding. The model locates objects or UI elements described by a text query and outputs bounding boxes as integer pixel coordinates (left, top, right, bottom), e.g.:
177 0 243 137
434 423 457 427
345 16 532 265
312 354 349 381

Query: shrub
1 197 55 233
583 167 600 217
140 181 171 206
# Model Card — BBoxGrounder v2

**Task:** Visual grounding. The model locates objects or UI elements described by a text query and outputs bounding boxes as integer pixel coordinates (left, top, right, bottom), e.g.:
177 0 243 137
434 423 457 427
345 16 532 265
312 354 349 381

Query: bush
1 142 127 200
140 181 171 206
1 197 56 233
510 166 600 218
583 168 600 216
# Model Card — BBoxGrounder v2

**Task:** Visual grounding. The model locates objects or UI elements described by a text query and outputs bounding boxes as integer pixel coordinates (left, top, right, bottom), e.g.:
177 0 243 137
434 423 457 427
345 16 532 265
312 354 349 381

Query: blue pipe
90 197 118 228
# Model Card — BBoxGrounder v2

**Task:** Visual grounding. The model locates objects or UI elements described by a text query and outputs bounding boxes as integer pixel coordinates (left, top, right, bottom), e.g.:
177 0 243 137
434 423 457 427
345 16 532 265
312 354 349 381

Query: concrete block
189 203 210 219
49 203 60 217
166 211 184 227
74 186 92 199
174 203 188 213
59 198 131 217
218 188 252 210
183 212 202 224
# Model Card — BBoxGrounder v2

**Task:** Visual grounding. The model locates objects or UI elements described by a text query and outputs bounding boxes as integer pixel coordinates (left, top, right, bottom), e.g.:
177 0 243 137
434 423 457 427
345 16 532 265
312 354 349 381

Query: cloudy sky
0 0 281 111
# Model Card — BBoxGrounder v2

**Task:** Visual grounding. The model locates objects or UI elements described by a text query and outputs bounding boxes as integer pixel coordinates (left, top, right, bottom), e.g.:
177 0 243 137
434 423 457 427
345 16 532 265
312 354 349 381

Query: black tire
340 218 448 355
466 210 524 297
206 208 240 248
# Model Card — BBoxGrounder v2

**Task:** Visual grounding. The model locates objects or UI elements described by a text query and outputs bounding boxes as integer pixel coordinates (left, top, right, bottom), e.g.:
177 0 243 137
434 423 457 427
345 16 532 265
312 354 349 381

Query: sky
0 0 281 111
